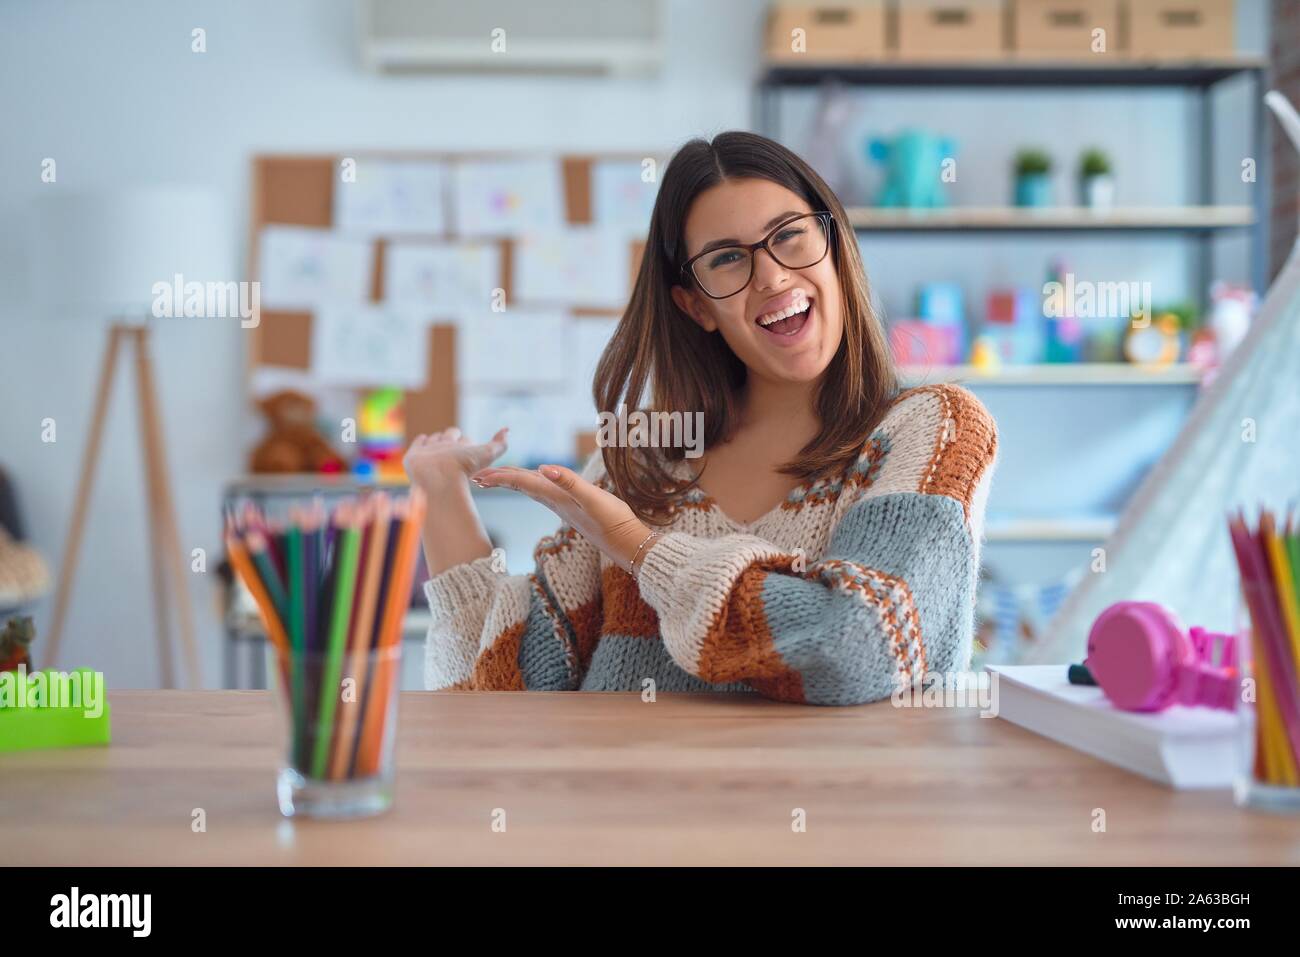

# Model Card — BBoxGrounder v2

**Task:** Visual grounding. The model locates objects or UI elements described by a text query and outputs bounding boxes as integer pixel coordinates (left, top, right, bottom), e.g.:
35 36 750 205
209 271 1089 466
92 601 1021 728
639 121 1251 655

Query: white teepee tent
1032 92 1300 663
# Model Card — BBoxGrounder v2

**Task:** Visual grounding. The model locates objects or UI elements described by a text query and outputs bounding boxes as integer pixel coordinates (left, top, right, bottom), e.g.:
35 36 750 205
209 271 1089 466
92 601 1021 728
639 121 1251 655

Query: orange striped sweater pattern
423 384 998 706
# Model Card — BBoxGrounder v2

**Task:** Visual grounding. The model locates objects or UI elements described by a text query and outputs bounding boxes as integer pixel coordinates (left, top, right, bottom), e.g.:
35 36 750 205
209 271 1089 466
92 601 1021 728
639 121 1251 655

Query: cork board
246 151 652 444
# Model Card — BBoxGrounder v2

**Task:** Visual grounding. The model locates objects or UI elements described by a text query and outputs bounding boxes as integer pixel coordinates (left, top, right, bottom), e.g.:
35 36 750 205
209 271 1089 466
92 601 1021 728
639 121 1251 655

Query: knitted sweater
422 383 997 706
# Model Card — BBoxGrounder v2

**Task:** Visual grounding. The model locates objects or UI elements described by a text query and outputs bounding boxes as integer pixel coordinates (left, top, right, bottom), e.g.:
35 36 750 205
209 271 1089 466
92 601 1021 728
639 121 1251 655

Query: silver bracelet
629 530 662 581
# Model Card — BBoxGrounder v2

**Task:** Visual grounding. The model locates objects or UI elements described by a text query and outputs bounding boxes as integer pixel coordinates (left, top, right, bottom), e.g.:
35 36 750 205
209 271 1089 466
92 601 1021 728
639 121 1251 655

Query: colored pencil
286 519 307 769
271 521 289 590
225 532 290 657
311 503 362 780
246 529 287 622
356 490 425 775
241 501 285 584
1265 527 1300 671
303 509 319 653
1228 510 1300 787
331 494 391 780
225 524 294 723
1232 517 1298 773
347 509 404 774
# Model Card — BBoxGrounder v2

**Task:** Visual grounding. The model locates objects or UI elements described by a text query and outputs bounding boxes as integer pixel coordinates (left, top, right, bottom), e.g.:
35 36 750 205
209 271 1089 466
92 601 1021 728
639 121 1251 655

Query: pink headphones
1085 601 1239 712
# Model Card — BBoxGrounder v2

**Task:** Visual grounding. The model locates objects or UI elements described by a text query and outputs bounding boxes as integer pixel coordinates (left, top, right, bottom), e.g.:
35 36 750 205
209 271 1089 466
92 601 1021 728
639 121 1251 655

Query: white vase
1082 174 1115 211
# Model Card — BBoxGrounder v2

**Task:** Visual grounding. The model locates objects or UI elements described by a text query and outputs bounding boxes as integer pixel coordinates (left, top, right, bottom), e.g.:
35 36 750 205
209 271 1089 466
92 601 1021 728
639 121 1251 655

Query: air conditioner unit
357 0 664 75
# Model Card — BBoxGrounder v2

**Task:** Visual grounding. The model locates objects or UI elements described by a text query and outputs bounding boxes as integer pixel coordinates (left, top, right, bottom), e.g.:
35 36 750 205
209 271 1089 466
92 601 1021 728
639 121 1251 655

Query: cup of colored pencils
1228 508 1300 812
225 489 426 819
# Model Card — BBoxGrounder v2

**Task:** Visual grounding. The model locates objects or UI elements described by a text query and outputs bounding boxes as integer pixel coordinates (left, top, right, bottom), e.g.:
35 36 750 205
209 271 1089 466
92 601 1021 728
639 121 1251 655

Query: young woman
404 131 997 705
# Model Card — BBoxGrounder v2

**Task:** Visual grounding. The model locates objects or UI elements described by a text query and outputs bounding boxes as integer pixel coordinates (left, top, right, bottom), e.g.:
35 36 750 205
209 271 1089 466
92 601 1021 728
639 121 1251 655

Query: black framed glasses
680 211 834 300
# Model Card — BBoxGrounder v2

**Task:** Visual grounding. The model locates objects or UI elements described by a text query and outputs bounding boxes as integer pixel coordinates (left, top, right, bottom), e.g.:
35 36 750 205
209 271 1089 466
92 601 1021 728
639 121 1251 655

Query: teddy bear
248 390 346 474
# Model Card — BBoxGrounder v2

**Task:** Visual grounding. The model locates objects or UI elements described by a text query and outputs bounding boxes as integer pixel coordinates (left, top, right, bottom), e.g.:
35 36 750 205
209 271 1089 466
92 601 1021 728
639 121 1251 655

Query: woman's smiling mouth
755 291 814 340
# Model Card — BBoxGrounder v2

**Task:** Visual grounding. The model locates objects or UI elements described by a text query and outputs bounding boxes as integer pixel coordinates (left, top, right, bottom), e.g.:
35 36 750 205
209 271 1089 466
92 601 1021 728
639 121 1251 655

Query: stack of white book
987 665 1241 789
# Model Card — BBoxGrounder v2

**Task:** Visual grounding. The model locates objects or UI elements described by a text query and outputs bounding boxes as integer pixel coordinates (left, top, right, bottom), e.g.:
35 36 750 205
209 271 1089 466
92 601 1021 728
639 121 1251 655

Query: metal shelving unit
899 362 1203 386
845 204 1253 233
756 57 1272 299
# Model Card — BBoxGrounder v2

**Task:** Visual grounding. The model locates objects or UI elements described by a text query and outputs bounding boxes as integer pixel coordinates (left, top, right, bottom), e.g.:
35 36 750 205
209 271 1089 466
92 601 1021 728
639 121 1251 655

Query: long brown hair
594 130 898 525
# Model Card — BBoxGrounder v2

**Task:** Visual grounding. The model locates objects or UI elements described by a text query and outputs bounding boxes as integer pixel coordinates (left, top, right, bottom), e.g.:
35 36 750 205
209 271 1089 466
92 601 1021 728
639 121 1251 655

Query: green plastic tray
0 667 111 752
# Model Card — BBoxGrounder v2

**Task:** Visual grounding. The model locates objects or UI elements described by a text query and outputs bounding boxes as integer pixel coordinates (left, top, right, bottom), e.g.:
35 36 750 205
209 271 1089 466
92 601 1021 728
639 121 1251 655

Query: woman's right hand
403 427 509 494
405 428 507 576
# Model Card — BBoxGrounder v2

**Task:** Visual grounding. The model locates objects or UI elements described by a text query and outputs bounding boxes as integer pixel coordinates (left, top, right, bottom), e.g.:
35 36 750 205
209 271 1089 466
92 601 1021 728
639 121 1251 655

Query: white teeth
757 298 811 327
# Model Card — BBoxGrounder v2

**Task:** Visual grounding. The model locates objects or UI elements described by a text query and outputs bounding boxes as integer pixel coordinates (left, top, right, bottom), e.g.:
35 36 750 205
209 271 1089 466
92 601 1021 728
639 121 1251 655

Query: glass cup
271 644 402 819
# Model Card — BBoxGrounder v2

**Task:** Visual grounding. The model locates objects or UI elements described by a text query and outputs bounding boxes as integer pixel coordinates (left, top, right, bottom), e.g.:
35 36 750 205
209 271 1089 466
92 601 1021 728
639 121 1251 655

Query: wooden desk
2 691 1298 865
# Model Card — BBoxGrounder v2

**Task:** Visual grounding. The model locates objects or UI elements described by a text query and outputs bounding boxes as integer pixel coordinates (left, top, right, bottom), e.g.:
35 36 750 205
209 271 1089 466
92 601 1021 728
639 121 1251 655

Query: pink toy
1086 601 1239 712
889 320 959 365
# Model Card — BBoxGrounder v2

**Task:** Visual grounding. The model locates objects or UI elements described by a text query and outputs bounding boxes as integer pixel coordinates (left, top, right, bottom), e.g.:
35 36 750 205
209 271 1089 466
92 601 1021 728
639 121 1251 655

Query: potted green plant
1078 148 1115 211
1014 149 1053 207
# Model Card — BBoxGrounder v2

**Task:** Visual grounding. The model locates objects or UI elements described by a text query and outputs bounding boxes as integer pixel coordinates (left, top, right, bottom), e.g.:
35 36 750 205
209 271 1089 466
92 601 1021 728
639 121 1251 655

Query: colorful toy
1044 316 1083 362
868 130 956 209
1187 327 1219 376
1123 313 1182 367
889 320 958 366
1082 317 1126 362
1085 601 1238 713
1040 258 1082 362
915 282 966 360
983 287 1041 364
355 387 406 480
1208 281 1257 360
968 335 1002 373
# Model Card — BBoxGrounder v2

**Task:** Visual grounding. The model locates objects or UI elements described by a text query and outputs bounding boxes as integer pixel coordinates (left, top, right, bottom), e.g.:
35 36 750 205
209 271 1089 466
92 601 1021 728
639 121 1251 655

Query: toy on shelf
1044 316 1084 363
1042 259 1083 363
250 390 346 475
916 282 965 357
982 287 1042 364
1187 327 1219 374
868 130 956 209
889 320 957 366
354 387 406 481
1208 281 1257 361
1123 313 1183 367
1083 316 1127 363
968 335 1002 373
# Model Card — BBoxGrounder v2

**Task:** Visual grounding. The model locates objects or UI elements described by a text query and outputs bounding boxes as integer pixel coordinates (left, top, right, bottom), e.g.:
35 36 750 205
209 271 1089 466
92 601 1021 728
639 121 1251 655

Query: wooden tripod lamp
32 188 228 688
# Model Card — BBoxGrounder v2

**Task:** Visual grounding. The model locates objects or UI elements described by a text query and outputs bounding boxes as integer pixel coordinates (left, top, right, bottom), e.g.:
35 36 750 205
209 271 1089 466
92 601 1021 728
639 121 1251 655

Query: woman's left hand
470 464 654 574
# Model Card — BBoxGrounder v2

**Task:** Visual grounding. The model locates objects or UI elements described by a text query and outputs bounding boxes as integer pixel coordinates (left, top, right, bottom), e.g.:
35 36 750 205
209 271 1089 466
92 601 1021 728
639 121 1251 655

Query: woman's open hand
403 427 509 494
470 464 654 574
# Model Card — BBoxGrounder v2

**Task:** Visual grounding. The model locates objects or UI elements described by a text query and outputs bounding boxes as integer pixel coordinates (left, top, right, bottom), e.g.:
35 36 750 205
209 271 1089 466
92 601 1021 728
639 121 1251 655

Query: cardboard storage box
1014 0 1121 59
896 0 1006 61
766 2 889 63
1127 0 1235 59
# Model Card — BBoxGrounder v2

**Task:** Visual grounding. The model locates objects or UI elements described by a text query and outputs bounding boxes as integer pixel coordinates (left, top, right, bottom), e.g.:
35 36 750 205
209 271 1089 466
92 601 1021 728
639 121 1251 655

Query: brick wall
1272 0 1300 280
